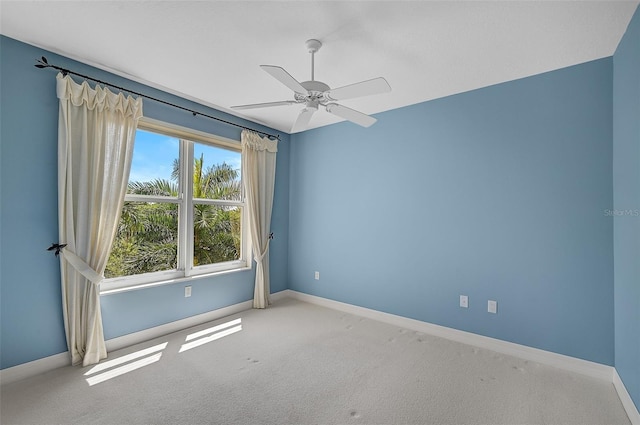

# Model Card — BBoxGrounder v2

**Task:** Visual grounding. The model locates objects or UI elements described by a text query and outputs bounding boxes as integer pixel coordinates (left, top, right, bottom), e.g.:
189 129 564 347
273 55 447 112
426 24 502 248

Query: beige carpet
0 297 630 425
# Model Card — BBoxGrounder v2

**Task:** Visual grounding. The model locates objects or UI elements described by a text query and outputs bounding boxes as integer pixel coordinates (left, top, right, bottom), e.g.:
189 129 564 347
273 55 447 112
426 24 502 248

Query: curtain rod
34 56 280 140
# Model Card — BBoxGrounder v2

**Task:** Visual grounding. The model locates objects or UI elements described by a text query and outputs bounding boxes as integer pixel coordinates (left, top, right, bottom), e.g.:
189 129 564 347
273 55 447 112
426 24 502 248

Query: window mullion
191 198 243 207
124 194 180 203
179 139 194 276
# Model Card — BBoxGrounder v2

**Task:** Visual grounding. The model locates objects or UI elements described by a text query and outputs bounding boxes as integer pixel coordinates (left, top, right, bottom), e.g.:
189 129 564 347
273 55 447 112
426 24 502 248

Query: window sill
100 266 252 296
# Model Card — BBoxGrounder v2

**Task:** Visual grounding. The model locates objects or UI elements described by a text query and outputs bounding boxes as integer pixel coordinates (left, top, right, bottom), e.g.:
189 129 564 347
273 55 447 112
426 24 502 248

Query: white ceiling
1 1 638 134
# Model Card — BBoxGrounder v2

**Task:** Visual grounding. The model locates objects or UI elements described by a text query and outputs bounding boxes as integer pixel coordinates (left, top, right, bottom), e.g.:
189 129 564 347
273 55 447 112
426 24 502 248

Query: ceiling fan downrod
306 39 322 82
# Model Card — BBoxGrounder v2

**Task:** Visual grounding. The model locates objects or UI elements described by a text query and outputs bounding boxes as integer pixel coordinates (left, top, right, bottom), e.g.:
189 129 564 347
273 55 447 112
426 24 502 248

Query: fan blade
291 106 316 133
231 100 296 110
326 103 377 128
325 77 391 101
261 65 309 95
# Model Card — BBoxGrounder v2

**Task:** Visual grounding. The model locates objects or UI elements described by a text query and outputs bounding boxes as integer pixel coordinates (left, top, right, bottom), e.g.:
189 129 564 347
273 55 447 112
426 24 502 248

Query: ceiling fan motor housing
296 80 331 104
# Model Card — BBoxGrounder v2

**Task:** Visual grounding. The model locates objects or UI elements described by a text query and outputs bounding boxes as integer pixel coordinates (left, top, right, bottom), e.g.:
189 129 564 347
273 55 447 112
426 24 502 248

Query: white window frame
101 118 250 295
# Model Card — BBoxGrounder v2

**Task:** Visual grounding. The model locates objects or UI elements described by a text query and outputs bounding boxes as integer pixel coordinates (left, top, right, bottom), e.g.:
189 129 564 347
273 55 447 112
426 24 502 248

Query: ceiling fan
232 39 391 133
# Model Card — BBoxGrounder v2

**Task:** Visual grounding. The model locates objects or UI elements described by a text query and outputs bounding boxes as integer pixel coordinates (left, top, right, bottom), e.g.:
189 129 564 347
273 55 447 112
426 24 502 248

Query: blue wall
289 58 615 365
613 5 640 409
0 36 290 369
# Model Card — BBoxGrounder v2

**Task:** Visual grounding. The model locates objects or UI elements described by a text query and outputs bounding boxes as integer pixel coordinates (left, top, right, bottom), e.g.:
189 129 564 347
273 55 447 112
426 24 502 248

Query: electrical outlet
460 295 468 308
488 300 497 314
185 286 192 298
314 271 320 280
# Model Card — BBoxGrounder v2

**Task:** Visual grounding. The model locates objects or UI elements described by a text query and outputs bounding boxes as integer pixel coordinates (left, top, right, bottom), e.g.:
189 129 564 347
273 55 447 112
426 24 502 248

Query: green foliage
193 205 241 266
105 157 241 279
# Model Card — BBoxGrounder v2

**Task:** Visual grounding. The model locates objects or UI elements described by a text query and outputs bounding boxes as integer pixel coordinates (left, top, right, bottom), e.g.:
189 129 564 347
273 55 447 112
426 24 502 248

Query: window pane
193 142 241 201
127 130 180 195
105 202 179 278
193 204 241 266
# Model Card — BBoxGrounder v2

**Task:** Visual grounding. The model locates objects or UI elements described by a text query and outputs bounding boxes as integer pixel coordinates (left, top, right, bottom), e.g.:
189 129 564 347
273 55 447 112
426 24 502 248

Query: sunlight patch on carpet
180 319 242 353
84 342 168 386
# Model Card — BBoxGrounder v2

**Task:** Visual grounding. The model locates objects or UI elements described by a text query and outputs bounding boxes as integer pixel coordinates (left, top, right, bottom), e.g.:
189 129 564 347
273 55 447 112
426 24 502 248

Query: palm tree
192 155 242 266
106 192 179 278
105 155 241 278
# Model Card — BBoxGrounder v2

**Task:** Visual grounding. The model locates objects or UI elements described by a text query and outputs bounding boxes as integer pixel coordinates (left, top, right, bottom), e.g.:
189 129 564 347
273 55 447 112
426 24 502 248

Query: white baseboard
284 290 614 381
104 298 254 352
0 351 70 386
107 290 290 351
269 289 290 303
614 369 640 424
1 292 291 386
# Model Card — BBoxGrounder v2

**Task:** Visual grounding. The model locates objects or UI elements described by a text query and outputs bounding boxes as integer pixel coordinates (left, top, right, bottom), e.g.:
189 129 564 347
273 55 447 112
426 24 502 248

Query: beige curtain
57 73 142 366
241 130 278 309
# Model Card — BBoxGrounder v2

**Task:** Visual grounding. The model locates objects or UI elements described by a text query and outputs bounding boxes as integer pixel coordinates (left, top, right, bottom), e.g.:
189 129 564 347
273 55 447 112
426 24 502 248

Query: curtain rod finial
35 56 50 69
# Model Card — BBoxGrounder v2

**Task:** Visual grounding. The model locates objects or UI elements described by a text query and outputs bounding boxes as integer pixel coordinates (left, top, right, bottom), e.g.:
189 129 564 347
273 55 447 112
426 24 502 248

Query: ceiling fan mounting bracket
305 39 322 53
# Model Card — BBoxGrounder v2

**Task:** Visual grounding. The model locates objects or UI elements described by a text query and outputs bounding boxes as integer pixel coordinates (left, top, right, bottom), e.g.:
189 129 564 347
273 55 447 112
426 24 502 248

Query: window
102 118 249 293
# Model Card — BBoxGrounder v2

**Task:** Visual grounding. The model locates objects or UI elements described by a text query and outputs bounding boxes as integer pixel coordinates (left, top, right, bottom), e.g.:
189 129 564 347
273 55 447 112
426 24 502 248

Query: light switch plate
488 300 497 314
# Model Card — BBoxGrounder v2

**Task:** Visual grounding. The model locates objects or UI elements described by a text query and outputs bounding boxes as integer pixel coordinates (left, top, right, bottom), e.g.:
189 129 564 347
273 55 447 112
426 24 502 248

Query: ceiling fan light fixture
305 100 319 111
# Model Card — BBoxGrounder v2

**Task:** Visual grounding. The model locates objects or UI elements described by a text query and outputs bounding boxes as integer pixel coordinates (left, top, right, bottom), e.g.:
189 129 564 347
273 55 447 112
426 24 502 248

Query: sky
128 129 241 184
